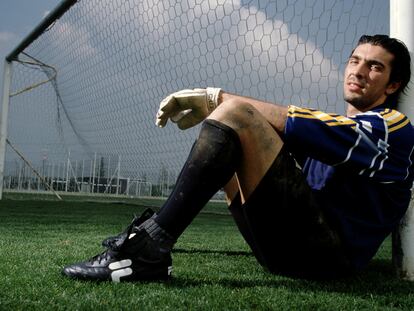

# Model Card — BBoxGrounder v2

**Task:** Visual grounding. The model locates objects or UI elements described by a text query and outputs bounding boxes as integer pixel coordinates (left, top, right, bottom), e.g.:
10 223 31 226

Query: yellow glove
156 88 221 130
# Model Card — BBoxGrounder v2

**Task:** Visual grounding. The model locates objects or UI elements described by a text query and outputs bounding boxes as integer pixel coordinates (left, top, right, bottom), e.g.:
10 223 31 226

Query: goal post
0 60 12 200
5 0 78 63
390 0 414 281
0 0 78 200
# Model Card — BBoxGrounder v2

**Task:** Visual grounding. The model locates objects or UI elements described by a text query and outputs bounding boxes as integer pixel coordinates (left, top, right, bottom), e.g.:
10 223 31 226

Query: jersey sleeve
284 105 414 182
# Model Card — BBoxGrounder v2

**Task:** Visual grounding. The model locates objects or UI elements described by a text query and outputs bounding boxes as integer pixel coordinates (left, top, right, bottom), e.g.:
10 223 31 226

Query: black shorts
229 145 352 279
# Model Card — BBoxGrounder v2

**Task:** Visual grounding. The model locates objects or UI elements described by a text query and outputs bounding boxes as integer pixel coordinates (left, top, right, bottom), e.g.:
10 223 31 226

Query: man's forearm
219 91 288 134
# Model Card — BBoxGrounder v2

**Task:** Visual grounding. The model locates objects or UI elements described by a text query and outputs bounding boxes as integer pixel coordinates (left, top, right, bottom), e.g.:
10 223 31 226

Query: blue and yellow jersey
285 104 414 269
285 105 414 183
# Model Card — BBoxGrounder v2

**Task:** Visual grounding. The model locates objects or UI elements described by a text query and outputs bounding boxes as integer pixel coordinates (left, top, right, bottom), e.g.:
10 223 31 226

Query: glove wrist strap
206 87 221 112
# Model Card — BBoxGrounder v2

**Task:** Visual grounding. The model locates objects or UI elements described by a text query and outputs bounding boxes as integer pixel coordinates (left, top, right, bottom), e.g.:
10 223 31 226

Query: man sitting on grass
62 34 414 281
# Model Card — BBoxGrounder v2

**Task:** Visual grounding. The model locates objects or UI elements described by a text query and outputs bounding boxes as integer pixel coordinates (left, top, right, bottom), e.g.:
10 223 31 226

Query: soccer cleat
101 208 155 250
62 210 173 282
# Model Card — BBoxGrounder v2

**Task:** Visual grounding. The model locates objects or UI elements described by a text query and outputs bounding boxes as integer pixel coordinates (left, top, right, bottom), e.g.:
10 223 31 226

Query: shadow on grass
168 251 414 297
173 248 253 257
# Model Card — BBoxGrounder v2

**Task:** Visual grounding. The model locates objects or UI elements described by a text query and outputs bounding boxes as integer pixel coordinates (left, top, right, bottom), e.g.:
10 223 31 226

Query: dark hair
355 34 411 105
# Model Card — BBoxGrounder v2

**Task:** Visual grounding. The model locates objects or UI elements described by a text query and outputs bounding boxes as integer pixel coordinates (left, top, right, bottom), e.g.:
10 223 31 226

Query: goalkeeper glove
156 88 221 130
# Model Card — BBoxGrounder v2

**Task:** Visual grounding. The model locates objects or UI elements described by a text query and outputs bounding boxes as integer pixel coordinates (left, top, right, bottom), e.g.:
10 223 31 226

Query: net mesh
4 0 389 197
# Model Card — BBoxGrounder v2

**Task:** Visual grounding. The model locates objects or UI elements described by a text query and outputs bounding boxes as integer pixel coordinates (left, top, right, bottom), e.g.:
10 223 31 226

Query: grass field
1 195 414 310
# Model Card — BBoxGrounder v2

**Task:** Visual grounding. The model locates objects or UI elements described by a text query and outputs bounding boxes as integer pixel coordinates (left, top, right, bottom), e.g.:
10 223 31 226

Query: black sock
155 119 242 238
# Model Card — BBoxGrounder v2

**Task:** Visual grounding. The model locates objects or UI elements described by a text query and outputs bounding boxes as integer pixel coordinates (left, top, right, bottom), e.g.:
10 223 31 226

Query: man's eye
371 64 382 71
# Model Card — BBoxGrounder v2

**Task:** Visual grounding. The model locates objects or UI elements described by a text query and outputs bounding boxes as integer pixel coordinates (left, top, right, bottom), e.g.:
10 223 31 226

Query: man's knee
208 99 261 131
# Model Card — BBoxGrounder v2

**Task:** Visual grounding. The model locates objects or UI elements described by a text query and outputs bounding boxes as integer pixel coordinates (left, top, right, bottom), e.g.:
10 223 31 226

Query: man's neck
346 101 387 117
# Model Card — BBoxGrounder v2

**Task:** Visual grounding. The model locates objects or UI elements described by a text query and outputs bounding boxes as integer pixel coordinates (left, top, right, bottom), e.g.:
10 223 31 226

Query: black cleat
101 208 155 250
62 209 173 282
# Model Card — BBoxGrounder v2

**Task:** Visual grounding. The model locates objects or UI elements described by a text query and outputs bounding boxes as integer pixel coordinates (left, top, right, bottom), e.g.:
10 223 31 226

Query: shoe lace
101 209 155 250
89 249 114 264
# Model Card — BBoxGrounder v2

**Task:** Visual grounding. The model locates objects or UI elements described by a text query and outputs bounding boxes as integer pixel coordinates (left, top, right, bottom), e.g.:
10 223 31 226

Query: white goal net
2 0 389 198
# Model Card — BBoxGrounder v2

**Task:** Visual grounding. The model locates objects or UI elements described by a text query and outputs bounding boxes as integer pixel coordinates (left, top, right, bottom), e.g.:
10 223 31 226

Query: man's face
343 43 400 112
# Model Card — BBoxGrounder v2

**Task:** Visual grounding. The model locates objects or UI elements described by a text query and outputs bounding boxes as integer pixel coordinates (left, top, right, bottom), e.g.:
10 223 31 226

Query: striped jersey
285 104 414 269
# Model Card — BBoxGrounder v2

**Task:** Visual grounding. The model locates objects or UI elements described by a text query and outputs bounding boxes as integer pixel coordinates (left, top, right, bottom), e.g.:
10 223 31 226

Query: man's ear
385 81 401 95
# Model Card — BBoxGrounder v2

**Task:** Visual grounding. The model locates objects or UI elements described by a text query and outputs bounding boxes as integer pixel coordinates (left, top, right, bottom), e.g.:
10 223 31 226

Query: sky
0 0 61 97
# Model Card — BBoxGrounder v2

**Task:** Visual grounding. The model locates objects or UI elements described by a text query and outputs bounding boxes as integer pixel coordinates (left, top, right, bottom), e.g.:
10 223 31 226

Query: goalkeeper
62 34 414 281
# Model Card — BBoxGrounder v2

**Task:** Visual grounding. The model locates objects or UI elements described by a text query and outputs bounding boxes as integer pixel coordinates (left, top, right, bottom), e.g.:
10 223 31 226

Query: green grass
1 197 414 310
